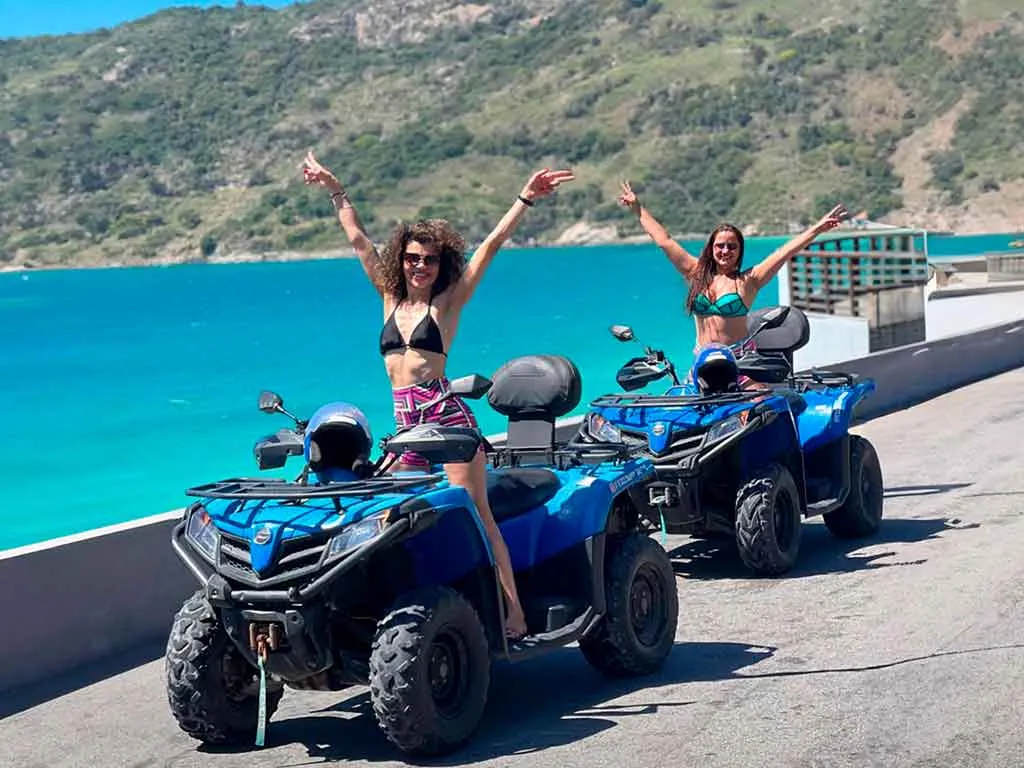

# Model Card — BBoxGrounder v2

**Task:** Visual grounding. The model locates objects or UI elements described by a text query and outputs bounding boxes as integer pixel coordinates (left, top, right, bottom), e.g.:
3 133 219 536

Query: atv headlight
185 504 219 561
586 412 622 443
706 411 749 443
326 511 389 560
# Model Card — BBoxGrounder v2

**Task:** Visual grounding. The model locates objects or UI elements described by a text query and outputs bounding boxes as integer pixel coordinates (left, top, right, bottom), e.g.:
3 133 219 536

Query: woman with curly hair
616 180 847 353
302 149 575 640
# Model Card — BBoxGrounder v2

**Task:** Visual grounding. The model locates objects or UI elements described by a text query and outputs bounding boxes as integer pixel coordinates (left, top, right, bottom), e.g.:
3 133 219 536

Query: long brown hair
685 223 746 315
378 219 466 301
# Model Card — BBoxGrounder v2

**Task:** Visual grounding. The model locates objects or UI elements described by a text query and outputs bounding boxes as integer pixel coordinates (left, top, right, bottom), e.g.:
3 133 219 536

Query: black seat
486 467 561 523
487 354 583 460
746 306 810 366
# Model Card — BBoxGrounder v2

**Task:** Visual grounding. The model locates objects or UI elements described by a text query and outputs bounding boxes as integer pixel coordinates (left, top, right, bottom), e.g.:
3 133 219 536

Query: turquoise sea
2 231 1020 551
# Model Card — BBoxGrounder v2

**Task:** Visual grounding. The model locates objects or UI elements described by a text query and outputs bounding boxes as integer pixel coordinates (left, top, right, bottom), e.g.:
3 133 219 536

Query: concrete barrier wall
822 316 1024 423
793 313 870 370
2 315 1023 696
925 290 1024 339
0 513 191 694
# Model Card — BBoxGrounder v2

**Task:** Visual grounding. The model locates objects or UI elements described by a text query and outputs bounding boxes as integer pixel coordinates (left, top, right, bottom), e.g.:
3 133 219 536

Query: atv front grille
217 531 329 587
618 427 650 452
618 427 706 468
218 535 259 580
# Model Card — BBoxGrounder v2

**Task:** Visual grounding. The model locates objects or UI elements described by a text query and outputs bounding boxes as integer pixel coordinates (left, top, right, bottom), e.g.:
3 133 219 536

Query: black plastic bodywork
254 429 305 470
382 424 483 465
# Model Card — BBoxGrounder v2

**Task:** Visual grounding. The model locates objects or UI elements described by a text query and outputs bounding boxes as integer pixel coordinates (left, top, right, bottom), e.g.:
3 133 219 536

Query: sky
0 0 300 40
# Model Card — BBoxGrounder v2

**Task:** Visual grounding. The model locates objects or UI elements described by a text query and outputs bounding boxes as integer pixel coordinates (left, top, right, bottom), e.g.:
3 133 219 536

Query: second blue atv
574 306 885 577
165 354 678 757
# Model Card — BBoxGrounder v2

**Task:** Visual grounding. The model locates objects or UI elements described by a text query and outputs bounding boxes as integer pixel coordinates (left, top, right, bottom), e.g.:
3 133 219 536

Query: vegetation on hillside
1 0 1022 266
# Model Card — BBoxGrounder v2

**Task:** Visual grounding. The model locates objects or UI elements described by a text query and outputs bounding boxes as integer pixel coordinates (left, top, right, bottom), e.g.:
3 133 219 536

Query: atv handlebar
610 306 794 392
252 372 494 477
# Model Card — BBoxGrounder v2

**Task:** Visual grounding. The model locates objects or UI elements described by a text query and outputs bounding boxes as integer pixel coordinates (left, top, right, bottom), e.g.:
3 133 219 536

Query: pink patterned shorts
390 377 481 469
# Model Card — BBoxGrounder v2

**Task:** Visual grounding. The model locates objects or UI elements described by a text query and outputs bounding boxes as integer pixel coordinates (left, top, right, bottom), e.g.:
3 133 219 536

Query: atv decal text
608 465 654 494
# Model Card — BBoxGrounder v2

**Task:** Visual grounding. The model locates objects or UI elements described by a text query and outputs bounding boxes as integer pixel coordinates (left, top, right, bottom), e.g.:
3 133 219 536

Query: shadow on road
668 515 967 581
191 633 1024 766
247 640 775 765
0 639 166 719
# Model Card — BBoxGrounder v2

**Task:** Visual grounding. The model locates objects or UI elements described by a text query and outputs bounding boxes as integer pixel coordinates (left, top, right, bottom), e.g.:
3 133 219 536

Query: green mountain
2 0 1022 267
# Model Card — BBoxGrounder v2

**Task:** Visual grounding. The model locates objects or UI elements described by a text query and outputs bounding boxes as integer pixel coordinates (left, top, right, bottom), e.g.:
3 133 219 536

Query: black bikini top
379 299 447 358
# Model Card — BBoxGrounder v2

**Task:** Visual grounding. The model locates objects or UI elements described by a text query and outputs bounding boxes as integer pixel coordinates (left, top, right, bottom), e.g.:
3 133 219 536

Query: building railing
788 251 930 316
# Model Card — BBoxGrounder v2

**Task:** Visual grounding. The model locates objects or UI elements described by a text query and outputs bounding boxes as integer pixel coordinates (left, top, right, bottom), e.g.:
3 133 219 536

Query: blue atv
165 354 678 756
575 306 885 577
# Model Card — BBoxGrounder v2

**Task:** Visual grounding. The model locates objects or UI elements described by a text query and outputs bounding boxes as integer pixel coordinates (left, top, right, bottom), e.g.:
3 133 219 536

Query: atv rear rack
488 440 631 469
590 390 766 409
789 370 860 389
185 474 446 500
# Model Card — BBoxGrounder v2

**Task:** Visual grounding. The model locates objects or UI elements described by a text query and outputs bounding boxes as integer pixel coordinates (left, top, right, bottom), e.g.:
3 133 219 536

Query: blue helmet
303 402 373 478
690 343 740 394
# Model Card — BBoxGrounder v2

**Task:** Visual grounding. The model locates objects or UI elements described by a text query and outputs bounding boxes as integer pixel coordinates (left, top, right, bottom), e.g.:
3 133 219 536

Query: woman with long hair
617 180 847 353
302 150 575 640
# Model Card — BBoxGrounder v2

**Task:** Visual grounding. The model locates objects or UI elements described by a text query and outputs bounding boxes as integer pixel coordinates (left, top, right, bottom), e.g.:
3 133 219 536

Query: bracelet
517 194 534 207
330 191 348 201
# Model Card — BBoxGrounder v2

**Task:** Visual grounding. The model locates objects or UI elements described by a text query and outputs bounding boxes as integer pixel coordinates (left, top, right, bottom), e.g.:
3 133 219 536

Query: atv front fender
798 378 876 452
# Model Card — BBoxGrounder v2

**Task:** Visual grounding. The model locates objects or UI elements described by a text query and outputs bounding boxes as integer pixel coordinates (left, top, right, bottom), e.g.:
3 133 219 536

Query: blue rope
255 655 267 748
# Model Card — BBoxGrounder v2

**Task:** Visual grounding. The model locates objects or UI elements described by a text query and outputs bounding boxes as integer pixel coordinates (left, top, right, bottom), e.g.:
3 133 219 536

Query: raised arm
748 203 848 290
618 180 699 278
448 167 575 310
302 150 384 295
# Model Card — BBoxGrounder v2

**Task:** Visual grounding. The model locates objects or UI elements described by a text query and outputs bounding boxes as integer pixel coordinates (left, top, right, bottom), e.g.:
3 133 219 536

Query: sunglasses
404 252 439 267
714 242 740 251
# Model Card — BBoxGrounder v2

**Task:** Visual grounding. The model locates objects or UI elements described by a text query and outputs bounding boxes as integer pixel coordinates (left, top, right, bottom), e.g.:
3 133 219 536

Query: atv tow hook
248 621 281 656
648 481 680 508
249 623 278 749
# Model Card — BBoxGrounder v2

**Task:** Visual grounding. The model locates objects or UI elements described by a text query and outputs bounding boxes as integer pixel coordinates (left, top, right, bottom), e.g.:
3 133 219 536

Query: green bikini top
692 290 749 318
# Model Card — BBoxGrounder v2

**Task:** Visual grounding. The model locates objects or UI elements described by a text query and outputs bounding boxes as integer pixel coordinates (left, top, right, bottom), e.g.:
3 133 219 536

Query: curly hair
377 219 467 301
685 223 746 315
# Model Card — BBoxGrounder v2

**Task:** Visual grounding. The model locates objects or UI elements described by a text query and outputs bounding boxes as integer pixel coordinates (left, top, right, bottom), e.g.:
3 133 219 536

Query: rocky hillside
1 0 1023 267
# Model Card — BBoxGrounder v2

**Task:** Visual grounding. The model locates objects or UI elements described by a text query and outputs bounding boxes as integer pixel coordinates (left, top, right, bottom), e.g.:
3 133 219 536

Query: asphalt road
4 369 1024 768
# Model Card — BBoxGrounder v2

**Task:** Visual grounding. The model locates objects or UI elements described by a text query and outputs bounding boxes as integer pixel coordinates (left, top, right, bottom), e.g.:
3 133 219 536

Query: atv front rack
590 390 766 409
185 474 446 500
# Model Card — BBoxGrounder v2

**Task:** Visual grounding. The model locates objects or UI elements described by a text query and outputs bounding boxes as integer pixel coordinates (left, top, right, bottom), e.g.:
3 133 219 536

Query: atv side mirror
448 374 492 399
258 390 284 414
610 324 635 342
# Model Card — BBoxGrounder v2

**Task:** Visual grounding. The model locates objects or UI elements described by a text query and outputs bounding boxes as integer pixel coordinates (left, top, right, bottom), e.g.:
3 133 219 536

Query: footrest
807 498 841 515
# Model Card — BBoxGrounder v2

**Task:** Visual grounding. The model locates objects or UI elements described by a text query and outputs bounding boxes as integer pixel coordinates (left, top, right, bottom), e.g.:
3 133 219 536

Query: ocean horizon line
6 225 1021 276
